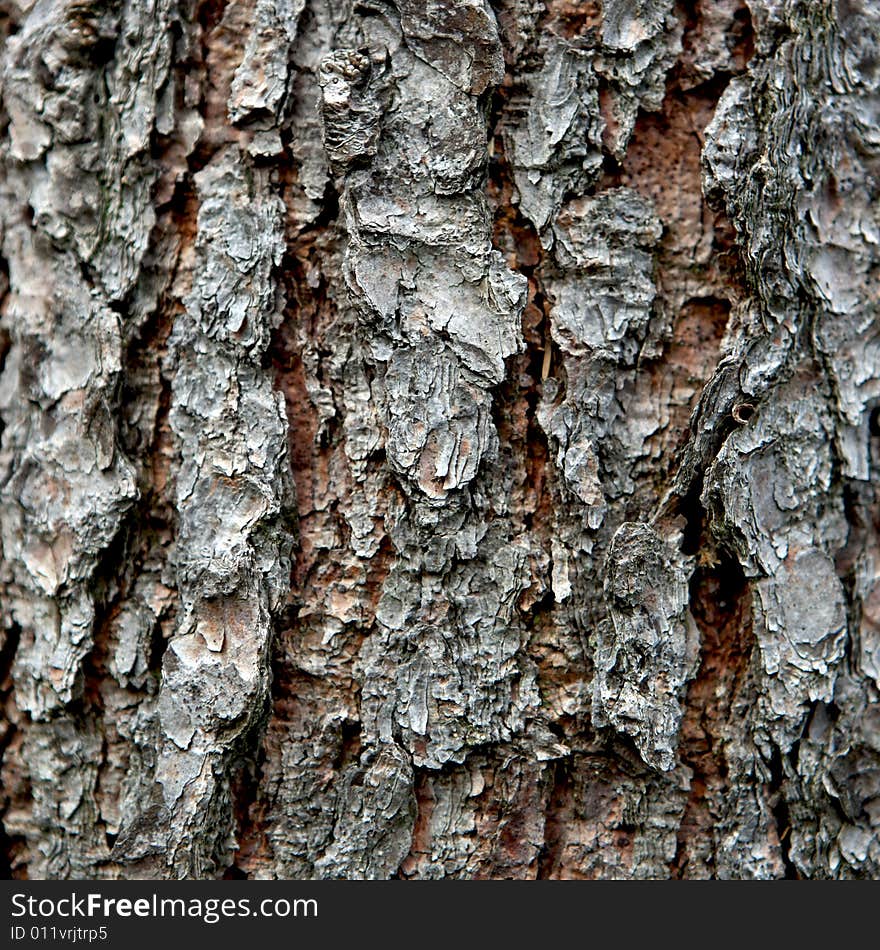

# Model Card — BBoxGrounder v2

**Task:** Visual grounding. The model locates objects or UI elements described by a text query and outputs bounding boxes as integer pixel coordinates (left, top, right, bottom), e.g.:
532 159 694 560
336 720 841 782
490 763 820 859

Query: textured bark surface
1 0 879 879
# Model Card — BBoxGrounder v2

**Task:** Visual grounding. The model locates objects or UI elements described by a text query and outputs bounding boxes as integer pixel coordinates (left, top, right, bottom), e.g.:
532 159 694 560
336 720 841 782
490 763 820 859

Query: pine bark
1 0 878 879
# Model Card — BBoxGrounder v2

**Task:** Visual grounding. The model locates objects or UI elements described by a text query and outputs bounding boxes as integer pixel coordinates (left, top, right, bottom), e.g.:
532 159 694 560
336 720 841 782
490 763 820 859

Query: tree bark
1 0 878 879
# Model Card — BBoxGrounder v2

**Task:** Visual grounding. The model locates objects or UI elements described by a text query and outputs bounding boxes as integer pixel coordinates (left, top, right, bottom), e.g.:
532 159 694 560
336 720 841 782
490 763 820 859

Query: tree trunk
1 0 878 880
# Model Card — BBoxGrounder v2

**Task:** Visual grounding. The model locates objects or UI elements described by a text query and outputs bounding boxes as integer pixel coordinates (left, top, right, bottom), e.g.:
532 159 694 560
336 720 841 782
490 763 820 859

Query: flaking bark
1 0 878 879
